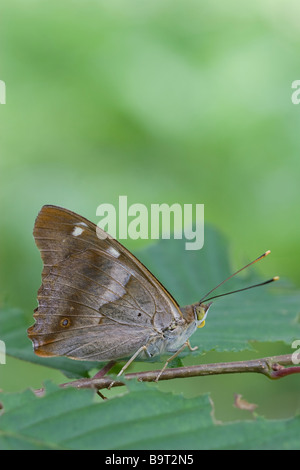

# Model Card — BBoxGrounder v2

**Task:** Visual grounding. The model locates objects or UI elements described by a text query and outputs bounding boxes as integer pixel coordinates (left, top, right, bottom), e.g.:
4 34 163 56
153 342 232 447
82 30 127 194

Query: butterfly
28 205 277 382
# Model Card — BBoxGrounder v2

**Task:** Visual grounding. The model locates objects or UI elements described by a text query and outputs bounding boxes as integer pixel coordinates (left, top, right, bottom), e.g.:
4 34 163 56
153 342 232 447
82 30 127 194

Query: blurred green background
0 0 300 420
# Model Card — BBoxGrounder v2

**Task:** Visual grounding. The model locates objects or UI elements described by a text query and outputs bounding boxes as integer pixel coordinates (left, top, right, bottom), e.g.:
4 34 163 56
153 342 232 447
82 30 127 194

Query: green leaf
0 383 299 450
1 225 299 377
137 226 300 353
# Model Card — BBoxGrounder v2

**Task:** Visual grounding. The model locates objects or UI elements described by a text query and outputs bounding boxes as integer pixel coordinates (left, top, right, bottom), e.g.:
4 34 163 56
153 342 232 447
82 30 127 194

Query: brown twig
52 353 300 392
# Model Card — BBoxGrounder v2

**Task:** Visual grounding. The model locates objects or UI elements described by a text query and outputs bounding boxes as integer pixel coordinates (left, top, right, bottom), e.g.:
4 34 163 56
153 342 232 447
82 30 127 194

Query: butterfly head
194 302 212 329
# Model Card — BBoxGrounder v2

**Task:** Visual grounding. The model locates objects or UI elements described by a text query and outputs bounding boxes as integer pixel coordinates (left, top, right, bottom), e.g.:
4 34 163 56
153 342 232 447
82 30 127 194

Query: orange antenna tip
273 276 280 281
254 250 271 263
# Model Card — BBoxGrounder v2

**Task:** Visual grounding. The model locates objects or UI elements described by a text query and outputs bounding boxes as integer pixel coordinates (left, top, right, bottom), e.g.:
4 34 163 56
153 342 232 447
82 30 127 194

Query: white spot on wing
107 246 121 258
72 226 84 237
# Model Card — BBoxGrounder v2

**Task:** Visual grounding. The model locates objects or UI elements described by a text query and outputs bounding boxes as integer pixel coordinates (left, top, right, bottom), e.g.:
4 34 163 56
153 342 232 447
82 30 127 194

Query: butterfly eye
194 303 211 328
195 306 206 322
60 318 71 328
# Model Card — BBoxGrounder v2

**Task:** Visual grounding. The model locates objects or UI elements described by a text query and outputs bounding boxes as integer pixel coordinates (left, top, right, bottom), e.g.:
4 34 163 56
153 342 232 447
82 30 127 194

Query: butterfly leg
187 340 198 352
155 340 189 383
107 345 148 390
155 340 197 382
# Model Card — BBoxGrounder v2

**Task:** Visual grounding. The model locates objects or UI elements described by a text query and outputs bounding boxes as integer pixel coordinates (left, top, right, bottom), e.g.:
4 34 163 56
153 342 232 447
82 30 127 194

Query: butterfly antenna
199 250 276 303
203 276 279 302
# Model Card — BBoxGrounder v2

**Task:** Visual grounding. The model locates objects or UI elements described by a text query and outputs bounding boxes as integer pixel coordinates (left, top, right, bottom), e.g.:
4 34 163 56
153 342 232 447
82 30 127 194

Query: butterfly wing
28 205 183 361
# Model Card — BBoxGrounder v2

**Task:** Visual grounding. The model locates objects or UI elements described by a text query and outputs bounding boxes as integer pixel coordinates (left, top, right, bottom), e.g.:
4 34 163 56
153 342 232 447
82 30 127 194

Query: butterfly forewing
28 205 183 361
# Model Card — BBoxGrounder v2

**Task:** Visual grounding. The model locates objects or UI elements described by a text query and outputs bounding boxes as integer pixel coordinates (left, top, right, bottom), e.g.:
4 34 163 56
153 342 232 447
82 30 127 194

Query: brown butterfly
28 205 278 381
